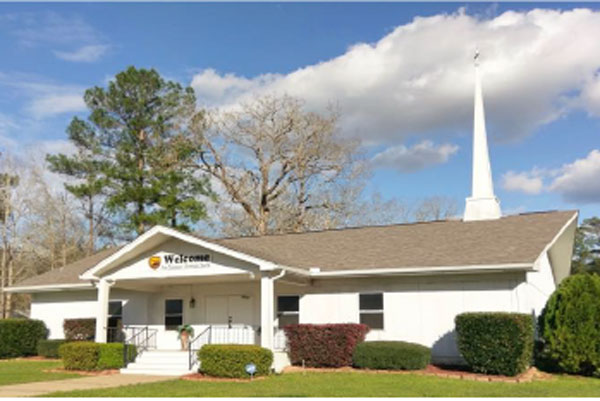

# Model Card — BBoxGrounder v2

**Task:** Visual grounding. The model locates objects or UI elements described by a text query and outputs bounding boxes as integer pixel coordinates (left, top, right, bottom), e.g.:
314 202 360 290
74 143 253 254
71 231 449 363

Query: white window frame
359 293 384 330
164 298 183 330
277 295 300 328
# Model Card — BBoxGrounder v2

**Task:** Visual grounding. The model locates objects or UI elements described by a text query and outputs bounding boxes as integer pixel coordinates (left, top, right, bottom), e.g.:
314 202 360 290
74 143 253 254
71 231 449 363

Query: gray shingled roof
217 210 576 271
13 247 121 288
11 210 576 288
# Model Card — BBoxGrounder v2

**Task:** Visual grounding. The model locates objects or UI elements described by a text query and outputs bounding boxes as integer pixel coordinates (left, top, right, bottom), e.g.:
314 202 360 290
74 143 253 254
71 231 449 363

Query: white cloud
549 149 600 204
27 94 86 119
0 73 86 118
53 44 110 63
191 69 280 106
190 8 600 146
371 141 458 172
0 11 110 62
501 170 545 194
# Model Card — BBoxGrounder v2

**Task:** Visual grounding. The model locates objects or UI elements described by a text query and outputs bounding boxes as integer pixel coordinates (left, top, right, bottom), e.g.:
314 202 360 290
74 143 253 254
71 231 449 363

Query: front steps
120 350 196 376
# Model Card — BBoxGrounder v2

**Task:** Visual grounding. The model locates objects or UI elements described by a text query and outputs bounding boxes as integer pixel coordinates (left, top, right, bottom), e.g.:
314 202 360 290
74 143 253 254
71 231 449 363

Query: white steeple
463 50 502 222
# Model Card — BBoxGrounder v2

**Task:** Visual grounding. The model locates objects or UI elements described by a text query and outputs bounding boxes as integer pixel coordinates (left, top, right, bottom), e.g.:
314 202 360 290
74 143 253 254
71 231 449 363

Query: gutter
309 262 534 278
4 283 94 293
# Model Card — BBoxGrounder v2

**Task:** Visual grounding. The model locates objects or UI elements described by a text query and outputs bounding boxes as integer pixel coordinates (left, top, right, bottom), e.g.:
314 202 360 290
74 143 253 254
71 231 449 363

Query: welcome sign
148 253 211 270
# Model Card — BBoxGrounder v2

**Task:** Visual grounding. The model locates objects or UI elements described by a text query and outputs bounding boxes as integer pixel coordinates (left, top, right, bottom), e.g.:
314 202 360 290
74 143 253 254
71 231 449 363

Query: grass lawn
45 371 600 397
0 359 80 386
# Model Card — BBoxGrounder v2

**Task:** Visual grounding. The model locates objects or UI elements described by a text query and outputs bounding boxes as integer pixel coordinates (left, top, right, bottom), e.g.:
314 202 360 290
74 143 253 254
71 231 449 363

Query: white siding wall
278 272 532 363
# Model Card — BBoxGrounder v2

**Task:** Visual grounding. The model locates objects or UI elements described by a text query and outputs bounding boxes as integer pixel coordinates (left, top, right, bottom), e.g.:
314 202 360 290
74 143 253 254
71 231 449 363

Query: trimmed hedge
63 318 95 341
538 273 600 376
59 342 135 371
284 323 369 367
198 344 273 378
0 319 48 358
37 339 67 358
455 312 534 376
353 341 431 370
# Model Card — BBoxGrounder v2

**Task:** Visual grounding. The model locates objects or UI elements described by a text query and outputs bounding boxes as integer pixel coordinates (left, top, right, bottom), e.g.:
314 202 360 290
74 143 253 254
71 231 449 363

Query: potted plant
177 324 195 350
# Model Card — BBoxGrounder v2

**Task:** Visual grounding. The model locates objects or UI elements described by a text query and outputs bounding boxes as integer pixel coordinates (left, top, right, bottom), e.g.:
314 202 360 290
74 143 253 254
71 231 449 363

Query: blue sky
1 2 599 221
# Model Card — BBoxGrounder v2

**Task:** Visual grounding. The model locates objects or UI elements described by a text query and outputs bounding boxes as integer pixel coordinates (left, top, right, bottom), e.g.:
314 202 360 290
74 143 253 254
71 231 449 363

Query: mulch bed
182 373 266 382
282 365 553 383
43 368 120 376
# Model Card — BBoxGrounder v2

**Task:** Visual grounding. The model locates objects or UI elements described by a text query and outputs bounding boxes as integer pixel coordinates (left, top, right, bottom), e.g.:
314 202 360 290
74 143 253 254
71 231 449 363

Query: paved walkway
0 374 173 397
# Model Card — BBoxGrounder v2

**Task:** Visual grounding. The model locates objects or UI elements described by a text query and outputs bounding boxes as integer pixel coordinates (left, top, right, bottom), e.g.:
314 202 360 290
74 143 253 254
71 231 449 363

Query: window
165 299 183 330
107 301 123 328
277 295 299 328
359 293 384 329
107 301 123 343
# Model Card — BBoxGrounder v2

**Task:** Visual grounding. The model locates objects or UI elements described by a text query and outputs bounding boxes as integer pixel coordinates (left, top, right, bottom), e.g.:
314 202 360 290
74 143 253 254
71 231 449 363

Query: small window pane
278 296 299 312
165 299 183 314
278 314 299 328
360 313 384 329
360 293 383 310
108 301 122 317
165 316 182 330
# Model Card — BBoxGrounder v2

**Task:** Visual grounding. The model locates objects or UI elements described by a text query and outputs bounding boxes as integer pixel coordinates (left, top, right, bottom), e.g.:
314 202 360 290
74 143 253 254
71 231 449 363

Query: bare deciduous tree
192 95 366 236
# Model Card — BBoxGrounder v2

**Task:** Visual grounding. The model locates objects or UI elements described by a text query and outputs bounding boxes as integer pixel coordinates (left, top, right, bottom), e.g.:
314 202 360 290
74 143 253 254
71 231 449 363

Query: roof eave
310 262 534 278
5 283 94 293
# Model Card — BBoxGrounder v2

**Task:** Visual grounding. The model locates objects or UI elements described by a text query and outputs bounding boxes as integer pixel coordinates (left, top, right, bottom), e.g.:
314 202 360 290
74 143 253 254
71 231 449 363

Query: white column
260 273 274 349
94 279 112 343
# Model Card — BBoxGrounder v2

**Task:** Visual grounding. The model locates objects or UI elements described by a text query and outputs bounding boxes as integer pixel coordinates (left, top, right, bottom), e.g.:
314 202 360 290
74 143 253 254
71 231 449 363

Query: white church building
7 57 577 375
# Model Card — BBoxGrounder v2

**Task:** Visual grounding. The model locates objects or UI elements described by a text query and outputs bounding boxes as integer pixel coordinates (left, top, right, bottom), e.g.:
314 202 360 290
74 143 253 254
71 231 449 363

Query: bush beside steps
198 344 273 378
353 341 431 370
59 342 137 371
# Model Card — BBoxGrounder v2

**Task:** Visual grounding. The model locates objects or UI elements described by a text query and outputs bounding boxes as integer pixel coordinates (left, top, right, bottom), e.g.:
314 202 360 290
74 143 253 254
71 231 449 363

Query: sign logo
148 253 211 270
148 256 161 269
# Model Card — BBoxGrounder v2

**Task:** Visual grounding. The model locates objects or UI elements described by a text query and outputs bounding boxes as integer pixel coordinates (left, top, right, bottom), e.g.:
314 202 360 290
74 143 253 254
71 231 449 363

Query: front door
205 295 253 325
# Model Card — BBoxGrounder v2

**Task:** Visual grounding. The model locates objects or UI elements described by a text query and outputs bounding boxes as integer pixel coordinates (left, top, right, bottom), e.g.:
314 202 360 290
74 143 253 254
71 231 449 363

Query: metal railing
188 326 212 371
187 325 258 370
122 326 158 367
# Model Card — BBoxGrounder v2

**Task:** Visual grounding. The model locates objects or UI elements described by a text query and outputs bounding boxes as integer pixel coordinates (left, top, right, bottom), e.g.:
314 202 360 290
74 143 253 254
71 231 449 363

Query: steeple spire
463 50 501 221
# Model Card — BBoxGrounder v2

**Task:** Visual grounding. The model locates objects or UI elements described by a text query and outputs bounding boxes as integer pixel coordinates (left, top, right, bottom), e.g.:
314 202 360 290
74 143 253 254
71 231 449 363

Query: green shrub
538 273 600 376
455 312 533 376
198 344 273 378
353 341 431 370
37 339 67 358
59 342 134 370
59 342 100 371
0 319 48 358
63 318 95 341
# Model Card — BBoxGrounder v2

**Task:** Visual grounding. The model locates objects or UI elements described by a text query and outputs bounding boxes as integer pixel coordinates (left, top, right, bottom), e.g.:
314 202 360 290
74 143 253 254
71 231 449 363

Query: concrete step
121 350 196 377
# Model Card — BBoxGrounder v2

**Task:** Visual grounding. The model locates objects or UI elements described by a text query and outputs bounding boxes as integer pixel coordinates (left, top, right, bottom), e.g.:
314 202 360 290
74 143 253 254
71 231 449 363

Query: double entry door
205 295 253 326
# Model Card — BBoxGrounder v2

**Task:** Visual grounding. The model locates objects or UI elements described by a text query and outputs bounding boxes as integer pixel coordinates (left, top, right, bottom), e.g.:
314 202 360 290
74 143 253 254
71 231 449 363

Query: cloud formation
0 11 109 62
501 170 545 195
0 72 86 118
190 8 600 148
371 141 459 172
53 44 110 63
502 150 600 204
549 150 600 204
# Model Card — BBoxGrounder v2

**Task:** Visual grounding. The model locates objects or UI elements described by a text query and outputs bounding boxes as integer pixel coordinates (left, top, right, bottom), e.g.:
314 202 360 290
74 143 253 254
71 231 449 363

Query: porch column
260 273 274 349
94 278 112 343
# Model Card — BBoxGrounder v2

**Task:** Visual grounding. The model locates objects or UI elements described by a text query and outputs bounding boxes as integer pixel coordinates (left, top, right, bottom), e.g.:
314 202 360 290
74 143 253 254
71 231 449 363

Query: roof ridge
216 209 576 241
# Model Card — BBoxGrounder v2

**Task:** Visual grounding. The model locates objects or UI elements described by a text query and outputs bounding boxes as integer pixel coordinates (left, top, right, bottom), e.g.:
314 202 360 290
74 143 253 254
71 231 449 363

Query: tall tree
47 121 108 255
572 217 600 274
48 66 213 237
191 95 365 236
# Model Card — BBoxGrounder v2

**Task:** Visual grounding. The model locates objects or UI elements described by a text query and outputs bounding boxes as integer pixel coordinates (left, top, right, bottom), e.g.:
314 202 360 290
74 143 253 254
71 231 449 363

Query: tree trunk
1 174 9 318
88 197 94 256
137 129 146 235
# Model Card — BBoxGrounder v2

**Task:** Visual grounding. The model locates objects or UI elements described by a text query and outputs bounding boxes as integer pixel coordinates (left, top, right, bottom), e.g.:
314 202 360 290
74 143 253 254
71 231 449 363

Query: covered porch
86 226 306 355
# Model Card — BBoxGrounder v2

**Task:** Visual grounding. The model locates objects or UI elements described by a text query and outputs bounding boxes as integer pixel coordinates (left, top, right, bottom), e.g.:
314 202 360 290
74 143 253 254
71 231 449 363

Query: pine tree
48 66 213 238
